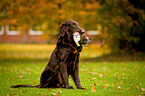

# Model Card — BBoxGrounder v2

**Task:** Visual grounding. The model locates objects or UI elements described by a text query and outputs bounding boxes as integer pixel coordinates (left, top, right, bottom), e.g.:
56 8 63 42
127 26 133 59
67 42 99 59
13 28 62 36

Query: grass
0 44 145 96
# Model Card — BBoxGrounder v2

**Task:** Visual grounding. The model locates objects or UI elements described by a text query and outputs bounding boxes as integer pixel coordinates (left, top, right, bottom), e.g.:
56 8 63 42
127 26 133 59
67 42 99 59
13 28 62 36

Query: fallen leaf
105 84 109 87
118 94 122 96
135 84 139 88
9 88 13 91
141 92 144 95
116 73 118 76
141 88 145 91
48 89 51 91
101 86 104 88
37 92 40 94
92 78 96 80
117 86 121 90
33 81 36 84
92 72 96 75
51 93 57 96
57 90 62 94
19 75 22 78
99 74 103 77
91 84 96 92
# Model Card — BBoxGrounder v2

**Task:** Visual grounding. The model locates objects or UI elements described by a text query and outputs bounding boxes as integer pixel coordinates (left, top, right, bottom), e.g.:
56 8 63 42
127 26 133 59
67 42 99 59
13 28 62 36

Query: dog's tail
11 84 39 88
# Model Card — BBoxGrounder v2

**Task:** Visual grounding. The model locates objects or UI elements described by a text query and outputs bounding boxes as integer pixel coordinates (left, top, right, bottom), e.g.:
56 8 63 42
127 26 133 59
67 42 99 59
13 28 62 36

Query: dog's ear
59 23 68 37
58 22 71 44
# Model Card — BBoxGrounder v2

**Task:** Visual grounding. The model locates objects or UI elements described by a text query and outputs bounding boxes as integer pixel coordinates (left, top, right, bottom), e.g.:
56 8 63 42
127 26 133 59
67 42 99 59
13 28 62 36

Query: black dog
12 20 91 89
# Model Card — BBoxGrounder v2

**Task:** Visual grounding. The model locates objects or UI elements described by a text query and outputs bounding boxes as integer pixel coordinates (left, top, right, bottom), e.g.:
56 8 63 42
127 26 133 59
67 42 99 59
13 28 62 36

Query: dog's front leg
72 65 85 89
72 54 85 89
60 62 73 89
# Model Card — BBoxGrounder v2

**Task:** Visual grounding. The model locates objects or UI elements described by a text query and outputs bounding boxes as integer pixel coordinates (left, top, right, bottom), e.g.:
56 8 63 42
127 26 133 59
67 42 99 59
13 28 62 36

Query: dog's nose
80 29 85 34
82 29 85 33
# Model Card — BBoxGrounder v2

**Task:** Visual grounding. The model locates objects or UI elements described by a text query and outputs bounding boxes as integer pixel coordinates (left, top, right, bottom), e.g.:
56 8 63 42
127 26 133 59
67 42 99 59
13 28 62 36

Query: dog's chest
66 53 78 70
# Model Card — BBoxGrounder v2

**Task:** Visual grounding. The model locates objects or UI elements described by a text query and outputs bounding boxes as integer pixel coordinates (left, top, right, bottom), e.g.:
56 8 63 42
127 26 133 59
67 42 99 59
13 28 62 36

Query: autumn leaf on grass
57 90 62 94
51 93 57 96
91 84 96 92
37 92 40 94
19 75 22 78
51 89 62 96
33 81 36 84
105 84 109 87
48 89 51 91
141 88 145 91
100 84 110 89
99 74 103 77
116 73 120 78
104 84 109 89
135 84 139 88
117 86 121 90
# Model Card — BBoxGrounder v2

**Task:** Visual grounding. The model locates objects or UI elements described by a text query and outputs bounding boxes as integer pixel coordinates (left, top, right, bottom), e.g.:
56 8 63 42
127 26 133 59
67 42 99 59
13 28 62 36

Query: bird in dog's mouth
73 31 91 52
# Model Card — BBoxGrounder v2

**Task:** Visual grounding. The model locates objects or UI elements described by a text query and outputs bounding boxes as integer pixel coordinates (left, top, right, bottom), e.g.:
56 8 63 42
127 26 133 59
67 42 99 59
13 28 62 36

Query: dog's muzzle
73 32 91 46
81 35 91 45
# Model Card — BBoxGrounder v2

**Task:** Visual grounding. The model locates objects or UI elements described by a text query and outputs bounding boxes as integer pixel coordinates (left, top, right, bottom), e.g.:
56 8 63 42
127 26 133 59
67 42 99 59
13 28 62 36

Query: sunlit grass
0 44 110 61
0 44 145 96
0 44 55 61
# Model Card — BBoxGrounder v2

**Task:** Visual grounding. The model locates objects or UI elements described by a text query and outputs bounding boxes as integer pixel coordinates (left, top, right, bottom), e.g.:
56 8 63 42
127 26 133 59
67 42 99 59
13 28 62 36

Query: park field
0 44 145 96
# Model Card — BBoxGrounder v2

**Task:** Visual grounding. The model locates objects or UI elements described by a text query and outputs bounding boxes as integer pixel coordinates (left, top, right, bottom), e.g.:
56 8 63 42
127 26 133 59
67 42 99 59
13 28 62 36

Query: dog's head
58 20 91 47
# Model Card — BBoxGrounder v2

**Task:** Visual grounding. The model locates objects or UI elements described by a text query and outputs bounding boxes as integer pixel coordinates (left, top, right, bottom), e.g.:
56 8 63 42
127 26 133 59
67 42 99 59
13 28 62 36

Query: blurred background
0 1 145 95
0 0 145 53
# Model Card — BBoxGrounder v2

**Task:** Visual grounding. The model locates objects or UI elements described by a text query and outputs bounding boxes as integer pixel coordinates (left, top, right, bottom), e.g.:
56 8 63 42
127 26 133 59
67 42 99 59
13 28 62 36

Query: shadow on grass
1 53 145 64
81 52 145 62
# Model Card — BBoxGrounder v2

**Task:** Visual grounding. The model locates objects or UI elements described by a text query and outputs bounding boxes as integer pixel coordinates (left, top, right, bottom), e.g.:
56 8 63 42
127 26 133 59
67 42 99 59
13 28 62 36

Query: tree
97 0 145 52
1 0 145 53
0 0 98 32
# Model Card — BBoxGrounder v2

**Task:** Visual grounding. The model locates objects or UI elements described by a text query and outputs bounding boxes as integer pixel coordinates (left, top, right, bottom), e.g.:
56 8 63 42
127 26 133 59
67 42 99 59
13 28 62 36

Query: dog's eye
72 23 76 27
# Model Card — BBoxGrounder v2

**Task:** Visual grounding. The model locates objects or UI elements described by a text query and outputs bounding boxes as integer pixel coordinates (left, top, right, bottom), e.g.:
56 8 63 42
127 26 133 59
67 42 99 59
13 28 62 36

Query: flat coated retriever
11 20 91 89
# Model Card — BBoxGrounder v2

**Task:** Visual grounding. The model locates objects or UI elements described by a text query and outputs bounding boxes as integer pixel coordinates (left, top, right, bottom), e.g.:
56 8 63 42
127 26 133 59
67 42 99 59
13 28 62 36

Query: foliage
0 0 99 32
0 44 145 95
0 0 145 52
97 0 145 52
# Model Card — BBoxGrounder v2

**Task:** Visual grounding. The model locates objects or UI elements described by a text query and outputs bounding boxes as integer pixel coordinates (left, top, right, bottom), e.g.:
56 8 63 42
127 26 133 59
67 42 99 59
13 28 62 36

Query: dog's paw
66 86 73 89
77 87 86 89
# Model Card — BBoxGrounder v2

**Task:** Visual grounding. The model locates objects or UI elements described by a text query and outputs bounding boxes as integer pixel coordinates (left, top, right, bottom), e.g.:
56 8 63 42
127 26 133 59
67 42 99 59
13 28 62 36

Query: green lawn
0 44 145 96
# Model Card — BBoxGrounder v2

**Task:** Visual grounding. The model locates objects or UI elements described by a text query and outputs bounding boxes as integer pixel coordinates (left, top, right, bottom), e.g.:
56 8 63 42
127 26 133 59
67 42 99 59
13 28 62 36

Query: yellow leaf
105 84 109 87
51 93 57 96
91 84 96 92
